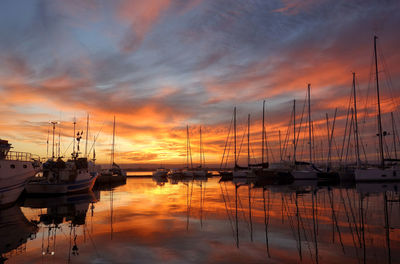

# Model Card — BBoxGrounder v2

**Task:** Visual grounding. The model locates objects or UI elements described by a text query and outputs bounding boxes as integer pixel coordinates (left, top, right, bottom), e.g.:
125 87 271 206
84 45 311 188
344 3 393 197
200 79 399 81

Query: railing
5 151 40 162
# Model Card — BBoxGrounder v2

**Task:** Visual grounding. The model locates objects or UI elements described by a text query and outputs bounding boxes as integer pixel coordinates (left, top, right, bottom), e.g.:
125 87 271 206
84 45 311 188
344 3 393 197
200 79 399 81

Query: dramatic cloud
0 0 399 165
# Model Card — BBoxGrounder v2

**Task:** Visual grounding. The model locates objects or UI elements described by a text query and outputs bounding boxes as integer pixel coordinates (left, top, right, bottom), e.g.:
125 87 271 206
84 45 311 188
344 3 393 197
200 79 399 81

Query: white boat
25 157 98 194
25 124 98 194
0 139 40 207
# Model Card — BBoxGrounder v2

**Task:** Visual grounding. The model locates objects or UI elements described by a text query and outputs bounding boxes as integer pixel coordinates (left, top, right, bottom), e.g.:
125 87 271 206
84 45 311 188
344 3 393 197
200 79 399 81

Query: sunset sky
0 0 399 166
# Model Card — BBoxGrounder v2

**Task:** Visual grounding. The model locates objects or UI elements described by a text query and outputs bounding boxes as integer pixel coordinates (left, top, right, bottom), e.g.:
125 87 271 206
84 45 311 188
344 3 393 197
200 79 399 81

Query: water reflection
1 178 399 263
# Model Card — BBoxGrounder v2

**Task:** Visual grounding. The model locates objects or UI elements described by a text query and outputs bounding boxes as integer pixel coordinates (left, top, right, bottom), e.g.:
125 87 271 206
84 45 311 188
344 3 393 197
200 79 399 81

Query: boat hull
233 170 256 178
0 160 36 207
355 167 400 182
25 174 98 194
291 170 318 180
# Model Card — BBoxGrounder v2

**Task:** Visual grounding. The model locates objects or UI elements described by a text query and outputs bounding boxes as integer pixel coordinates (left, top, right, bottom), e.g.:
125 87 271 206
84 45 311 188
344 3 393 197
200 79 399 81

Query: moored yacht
355 36 400 182
0 139 40 207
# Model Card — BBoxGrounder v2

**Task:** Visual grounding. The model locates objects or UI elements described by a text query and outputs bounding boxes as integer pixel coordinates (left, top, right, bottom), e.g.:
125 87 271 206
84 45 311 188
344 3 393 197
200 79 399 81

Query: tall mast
85 114 89 157
51 122 56 159
186 125 189 168
46 126 49 159
234 107 237 168
73 117 76 157
262 100 265 166
279 130 282 161
199 126 202 167
293 99 296 164
391 112 397 160
58 118 61 158
353 72 361 167
308 84 312 164
374 36 385 168
93 136 96 165
248 114 250 168
111 116 115 166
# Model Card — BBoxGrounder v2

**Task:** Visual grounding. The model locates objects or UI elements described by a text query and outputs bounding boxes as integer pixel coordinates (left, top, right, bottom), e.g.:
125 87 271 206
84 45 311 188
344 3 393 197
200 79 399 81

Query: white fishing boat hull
355 167 400 182
0 160 36 207
291 170 318 180
25 173 98 194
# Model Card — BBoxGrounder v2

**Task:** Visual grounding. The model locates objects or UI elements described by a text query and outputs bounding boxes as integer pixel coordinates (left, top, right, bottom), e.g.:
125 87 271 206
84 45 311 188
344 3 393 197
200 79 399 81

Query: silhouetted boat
97 116 127 184
355 36 400 181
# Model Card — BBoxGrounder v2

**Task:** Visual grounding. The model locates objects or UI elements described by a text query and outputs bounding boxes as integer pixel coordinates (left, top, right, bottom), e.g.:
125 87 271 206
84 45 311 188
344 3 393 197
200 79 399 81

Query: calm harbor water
1 176 400 264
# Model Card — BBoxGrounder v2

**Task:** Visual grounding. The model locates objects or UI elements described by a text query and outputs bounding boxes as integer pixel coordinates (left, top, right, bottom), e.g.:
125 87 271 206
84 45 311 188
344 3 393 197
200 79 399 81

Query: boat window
23 164 27 168
10 164 15 169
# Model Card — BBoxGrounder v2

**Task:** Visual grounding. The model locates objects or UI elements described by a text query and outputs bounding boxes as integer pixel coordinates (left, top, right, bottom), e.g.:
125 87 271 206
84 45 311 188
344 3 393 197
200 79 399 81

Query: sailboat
291 86 320 180
0 139 40 207
355 36 400 181
233 109 256 179
193 126 208 178
255 100 292 184
25 120 98 194
97 116 127 184
182 125 195 178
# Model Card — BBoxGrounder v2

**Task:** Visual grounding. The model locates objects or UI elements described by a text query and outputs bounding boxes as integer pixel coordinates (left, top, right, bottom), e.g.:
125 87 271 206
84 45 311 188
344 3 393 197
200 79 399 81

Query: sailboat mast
293 99 296 164
262 100 265 166
73 117 76 156
352 73 361 167
199 126 202 167
186 125 189 168
111 116 115 166
46 127 49 159
391 112 398 160
52 122 56 159
279 130 282 161
248 114 250 168
234 107 237 168
374 36 385 168
308 84 312 164
85 114 89 157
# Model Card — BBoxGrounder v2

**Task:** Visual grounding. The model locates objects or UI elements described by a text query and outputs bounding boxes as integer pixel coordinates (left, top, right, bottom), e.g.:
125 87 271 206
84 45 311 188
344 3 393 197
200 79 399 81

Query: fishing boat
0 139 40 207
25 122 98 194
355 36 400 181
97 116 127 184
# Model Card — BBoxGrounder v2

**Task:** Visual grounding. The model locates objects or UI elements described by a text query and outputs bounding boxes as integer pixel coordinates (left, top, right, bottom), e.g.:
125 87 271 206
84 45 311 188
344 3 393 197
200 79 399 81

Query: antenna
49 121 60 160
